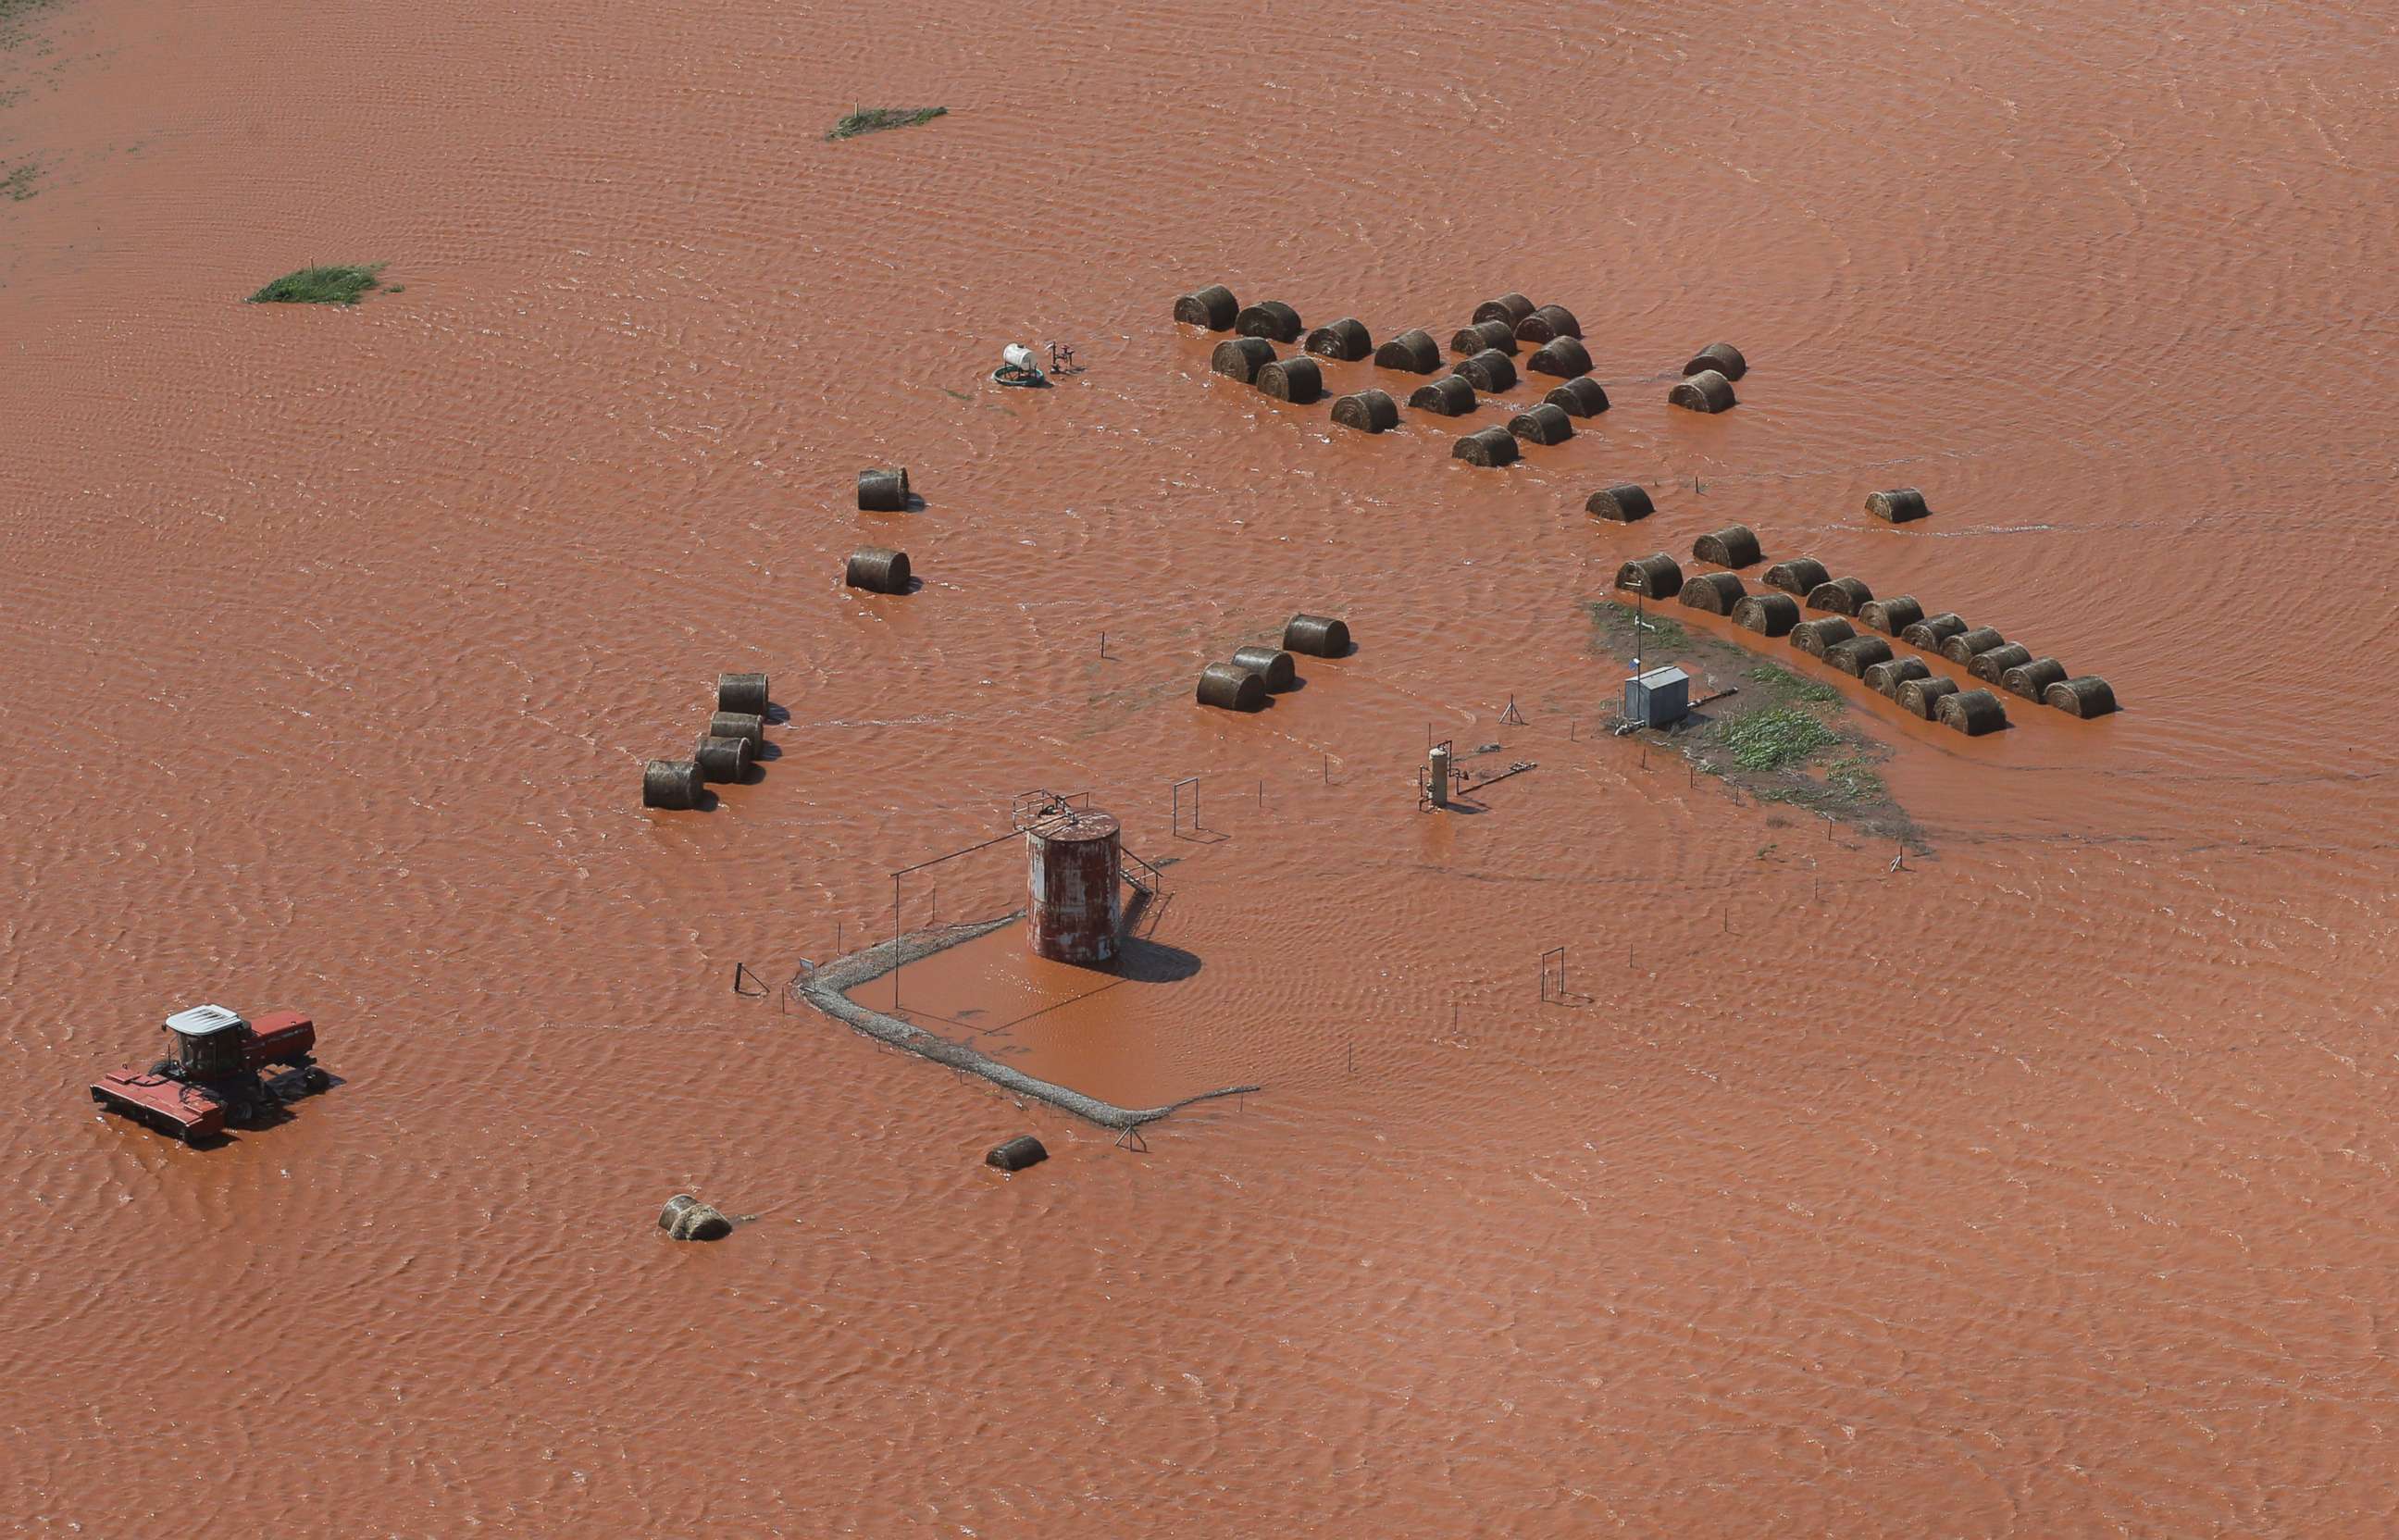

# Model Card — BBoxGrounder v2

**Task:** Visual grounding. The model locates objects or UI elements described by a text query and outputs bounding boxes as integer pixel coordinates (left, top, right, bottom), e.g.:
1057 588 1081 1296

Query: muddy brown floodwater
4 0 2395 1532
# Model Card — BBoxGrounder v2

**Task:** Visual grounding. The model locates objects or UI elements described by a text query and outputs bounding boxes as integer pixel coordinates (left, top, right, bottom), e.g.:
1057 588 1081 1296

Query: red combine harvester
90 1004 329 1143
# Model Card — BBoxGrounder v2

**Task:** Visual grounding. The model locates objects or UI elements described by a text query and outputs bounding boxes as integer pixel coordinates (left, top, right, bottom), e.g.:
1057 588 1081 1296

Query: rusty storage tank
1025 808 1124 966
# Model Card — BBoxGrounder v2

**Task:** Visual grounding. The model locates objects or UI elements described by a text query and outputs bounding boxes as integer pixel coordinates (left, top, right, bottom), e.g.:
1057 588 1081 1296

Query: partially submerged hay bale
1825 636 1895 677
1614 553 1683 599
1173 285 1238 329
692 733 753 783
1373 328 1441 372
1969 642 2035 683
1235 301 1303 342
1255 356 1324 404
1284 613 1350 656
1585 483 1654 523
1508 403 1573 445
707 711 765 744
1450 319 1518 356
1866 488 1931 523
1684 342 1747 380
1410 376 1477 416
1858 596 1924 636
1901 612 1969 649
659 1194 733 1241
1805 576 1874 615
2045 675 2119 717
1330 389 1399 433
642 759 702 810
2003 657 2070 700
1452 426 1521 466
1304 317 1373 361
1452 348 1518 392
1210 337 1276 383
1546 378 1610 416
1670 369 1737 413
1197 662 1267 712
1864 656 1932 697
1897 676 1960 719
858 467 909 512
1942 626 2008 664
986 1136 1048 1173
715 671 769 714
846 546 912 594
1528 336 1592 378
1472 293 1535 328
1515 304 1583 343
1731 591 1800 636
1762 556 1830 596
1692 524 1762 568
1230 644 1298 692
1789 616 1857 657
1938 688 2008 736
1678 571 1746 614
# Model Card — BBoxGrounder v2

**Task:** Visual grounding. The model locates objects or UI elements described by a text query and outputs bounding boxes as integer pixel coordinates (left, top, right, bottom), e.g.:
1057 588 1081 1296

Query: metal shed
1623 665 1690 729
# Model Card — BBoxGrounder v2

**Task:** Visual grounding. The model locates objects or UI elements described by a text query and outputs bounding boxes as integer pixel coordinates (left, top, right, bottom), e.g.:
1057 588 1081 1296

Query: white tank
1002 342 1037 372
1428 744 1452 807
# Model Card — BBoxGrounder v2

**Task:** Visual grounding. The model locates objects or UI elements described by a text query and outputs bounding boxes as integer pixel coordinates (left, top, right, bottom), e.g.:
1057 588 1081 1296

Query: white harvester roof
164 1004 247 1037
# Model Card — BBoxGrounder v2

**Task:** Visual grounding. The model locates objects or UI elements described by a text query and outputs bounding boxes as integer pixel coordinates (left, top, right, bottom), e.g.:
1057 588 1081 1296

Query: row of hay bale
1176 285 1455 377
1580 484 1926 528
1196 614 1348 712
643 673 771 809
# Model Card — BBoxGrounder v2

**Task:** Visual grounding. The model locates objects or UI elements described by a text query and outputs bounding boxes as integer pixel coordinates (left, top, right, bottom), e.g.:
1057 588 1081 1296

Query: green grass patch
1713 707 1838 774
1825 756 1884 803
2 160 35 202
827 106 948 142
1746 662 1837 703
247 264 385 306
1585 598 1685 654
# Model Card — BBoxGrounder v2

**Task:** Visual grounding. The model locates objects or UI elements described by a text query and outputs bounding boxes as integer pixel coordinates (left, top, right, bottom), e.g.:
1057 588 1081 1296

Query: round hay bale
1692 525 1762 568
1857 596 1924 636
2045 676 2119 717
1942 626 2008 664
1863 655 1932 698
1373 328 1442 372
986 1135 1048 1172
1255 356 1324 404
1303 317 1373 361
1731 591 1800 636
2002 657 2070 701
1411 376 1477 416
1330 389 1399 433
1824 636 1895 677
1528 336 1592 379
1508 403 1573 446
1789 616 1857 658
1901 612 1969 650
642 759 703 810
1449 320 1518 356
659 1195 732 1241
1546 378 1610 416
1670 369 1737 413
1969 642 2035 683
1866 488 1931 523
1585 483 1654 522
1805 577 1874 615
1284 614 1350 657
1472 293 1535 328
857 467 909 512
1173 285 1238 329
1452 426 1521 466
659 1193 699 1231
1614 553 1683 599
1937 688 2008 736
1234 301 1303 342
1678 571 1745 614
1452 348 1518 392
846 546 912 594
1514 304 1582 343
1684 342 1747 380
1762 557 1830 596
1210 337 1276 384
715 671 769 714
1197 662 1267 712
707 710 765 745
692 733 753 783
1230 644 1298 692
1897 676 1960 719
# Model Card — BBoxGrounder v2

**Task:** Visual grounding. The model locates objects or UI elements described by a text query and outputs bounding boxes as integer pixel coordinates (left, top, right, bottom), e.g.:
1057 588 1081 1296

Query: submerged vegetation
3 159 35 202
1746 662 1837 703
247 264 386 306
1713 707 1838 774
827 106 948 142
